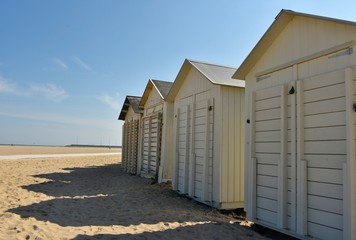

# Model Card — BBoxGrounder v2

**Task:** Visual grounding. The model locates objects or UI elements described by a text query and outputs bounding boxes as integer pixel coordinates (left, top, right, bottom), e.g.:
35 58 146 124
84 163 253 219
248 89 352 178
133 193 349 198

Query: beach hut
232 9 356 240
138 79 173 182
118 96 143 175
167 59 245 209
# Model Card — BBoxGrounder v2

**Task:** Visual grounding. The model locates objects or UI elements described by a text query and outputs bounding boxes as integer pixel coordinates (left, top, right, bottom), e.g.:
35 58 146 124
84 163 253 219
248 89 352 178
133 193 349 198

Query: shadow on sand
72 222 254 240
10 163 296 240
10 163 215 227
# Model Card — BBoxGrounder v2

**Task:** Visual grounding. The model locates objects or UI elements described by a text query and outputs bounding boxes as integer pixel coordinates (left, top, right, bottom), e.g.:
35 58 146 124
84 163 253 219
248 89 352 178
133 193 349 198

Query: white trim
296 81 307 235
277 85 288 228
249 92 257 219
290 65 298 231
344 67 355 240
183 104 191 193
172 108 180 191
189 101 196 197
202 98 211 201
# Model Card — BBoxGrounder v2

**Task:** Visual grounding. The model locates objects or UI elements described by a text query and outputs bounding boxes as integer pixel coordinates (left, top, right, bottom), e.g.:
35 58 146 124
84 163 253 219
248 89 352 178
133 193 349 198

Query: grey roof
151 79 173 99
139 79 173 107
189 60 245 87
118 95 143 120
166 59 245 102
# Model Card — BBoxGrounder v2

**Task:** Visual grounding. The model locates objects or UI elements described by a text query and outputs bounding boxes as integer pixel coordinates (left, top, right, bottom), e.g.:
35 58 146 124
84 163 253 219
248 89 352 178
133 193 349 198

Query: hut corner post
248 92 256 219
344 67 356 240
159 102 174 183
172 107 180 191
296 80 307 236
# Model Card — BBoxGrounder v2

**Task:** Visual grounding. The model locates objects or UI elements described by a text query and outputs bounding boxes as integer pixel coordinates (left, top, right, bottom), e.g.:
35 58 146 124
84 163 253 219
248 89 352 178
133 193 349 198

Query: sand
0 146 119 155
0 146 291 240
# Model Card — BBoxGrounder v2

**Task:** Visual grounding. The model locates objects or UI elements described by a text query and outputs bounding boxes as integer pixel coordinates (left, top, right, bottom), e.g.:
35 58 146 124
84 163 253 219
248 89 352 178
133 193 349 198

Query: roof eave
118 95 142 121
233 9 356 80
166 59 192 102
138 80 154 108
232 9 295 79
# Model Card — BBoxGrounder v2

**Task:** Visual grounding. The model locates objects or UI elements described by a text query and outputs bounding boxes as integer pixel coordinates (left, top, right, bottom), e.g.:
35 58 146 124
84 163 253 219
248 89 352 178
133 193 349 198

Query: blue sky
1 1 356 146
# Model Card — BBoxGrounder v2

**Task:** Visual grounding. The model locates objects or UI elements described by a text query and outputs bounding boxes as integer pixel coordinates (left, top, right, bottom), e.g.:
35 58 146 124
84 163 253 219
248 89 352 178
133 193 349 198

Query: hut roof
167 59 244 101
139 79 173 108
118 95 143 120
232 9 356 80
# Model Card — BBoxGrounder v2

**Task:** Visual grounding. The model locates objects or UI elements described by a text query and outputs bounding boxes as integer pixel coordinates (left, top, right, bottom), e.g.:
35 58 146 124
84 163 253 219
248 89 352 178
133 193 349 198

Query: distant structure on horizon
65 144 121 148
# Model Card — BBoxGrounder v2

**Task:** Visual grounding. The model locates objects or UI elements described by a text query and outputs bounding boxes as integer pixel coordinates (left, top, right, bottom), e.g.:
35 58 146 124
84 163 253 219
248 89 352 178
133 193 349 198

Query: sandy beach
0 146 291 240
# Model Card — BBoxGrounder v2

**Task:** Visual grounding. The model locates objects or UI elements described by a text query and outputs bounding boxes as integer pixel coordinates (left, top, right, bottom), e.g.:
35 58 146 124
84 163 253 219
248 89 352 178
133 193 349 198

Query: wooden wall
172 67 245 209
243 15 356 239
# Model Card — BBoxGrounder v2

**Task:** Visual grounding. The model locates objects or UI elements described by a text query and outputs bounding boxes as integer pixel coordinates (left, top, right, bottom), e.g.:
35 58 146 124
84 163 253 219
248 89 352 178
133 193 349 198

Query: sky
1 1 356 146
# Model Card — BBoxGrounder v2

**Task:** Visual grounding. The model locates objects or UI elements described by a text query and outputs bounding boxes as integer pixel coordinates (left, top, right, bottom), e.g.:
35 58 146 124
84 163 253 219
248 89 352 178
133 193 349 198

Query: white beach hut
167 59 245 209
118 96 143 175
138 79 173 182
232 9 356 240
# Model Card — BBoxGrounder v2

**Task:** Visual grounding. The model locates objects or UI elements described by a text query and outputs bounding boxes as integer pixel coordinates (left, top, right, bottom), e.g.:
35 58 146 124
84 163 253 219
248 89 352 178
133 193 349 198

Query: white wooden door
190 98 214 202
175 96 214 202
251 85 288 227
141 113 163 178
250 69 346 239
297 69 346 239
175 96 194 194
127 119 139 175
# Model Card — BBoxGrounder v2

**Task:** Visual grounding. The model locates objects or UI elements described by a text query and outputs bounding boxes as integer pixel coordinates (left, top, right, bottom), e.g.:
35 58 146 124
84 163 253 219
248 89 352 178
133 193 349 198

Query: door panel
141 113 162 177
175 95 214 202
253 85 284 226
250 69 346 239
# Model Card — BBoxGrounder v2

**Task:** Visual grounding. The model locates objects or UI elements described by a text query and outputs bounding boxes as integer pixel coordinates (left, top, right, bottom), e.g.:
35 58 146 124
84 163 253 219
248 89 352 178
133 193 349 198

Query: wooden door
141 113 163 178
190 98 214 202
297 69 346 239
251 85 289 227
249 69 347 239
174 96 214 202
175 96 193 193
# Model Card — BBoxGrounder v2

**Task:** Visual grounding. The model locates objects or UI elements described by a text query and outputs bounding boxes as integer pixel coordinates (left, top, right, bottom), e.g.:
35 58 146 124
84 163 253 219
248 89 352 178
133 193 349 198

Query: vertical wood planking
140 120 144 172
189 101 196 197
133 119 139 174
122 123 126 168
291 66 298 231
147 117 152 174
278 85 288 228
126 121 130 172
250 92 257 219
296 80 307 235
234 89 241 201
343 163 348 240
344 67 355 240
202 99 210 201
209 98 215 202
156 113 163 177
300 160 308 236
228 89 234 202
184 104 190 193
125 121 130 172
173 108 180 190
128 121 132 172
